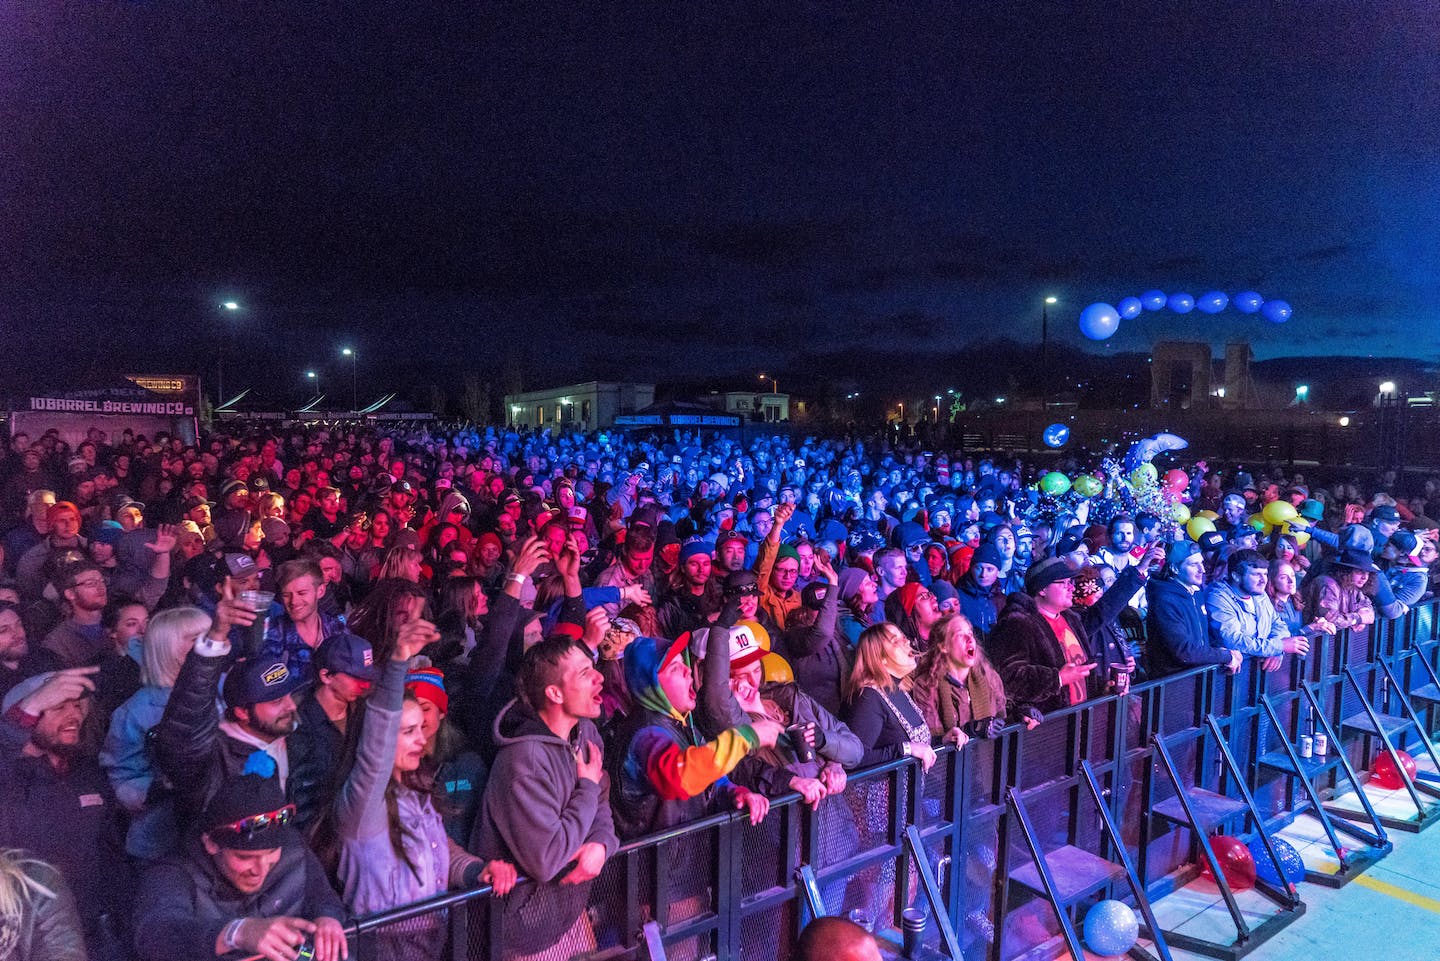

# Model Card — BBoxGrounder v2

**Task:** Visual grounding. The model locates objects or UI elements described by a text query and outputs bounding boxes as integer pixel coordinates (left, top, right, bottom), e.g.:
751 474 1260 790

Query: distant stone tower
1150 341 1213 410
1222 342 1255 409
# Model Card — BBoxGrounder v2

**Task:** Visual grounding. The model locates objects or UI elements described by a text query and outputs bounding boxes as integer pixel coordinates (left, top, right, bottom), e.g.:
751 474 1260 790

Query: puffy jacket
286 692 344 830
0 854 87 961
152 644 292 828
774 577 849 717
100 683 178 859
609 636 758 840
956 575 1000 639
134 836 343 961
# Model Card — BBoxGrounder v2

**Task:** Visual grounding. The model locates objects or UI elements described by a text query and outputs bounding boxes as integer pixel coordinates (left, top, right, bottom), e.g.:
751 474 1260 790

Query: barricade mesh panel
344 604 1440 961
738 902 797 961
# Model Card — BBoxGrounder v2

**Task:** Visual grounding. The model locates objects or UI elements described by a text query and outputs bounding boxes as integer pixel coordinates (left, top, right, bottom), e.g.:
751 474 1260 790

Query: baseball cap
315 632 378 682
716 529 749 548
224 553 259 578
220 479 250 500
1370 505 1401 524
183 494 214 512
1166 541 1201 566
222 657 311 709
689 622 769 673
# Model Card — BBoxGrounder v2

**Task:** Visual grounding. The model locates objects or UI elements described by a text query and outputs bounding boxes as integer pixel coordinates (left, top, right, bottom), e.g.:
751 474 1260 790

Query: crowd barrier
336 598 1440 961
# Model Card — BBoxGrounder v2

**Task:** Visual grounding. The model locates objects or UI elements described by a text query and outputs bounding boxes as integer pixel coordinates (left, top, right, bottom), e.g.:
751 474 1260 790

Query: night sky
3 4 1438 400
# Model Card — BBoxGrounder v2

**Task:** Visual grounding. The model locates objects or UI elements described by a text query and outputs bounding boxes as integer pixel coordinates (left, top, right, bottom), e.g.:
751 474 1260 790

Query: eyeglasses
72 577 106 590
211 803 296 839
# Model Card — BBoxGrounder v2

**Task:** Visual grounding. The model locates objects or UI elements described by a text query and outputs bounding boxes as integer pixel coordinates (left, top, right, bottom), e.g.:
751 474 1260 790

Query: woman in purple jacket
324 616 516 960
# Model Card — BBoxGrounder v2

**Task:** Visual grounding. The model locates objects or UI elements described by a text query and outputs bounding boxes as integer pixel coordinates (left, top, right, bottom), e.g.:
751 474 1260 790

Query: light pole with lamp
306 370 320 402
1041 295 1057 410
341 348 357 412
217 301 240 405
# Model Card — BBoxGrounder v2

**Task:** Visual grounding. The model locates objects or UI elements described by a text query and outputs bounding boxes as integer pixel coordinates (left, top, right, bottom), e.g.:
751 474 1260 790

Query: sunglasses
727 585 760 598
212 804 296 840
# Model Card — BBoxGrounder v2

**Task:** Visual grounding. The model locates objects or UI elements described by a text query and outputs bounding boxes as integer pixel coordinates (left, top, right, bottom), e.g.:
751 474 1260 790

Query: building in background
504 381 655 430
721 390 789 422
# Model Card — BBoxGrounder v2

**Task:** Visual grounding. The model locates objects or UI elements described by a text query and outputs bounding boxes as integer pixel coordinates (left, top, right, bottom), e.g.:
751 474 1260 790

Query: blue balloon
1117 296 1143 320
1261 299 1292 323
1140 289 1167 311
1084 899 1139 957
1248 836 1305 886
1167 292 1195 314
1196 290 1229 314
1078 302 1121 341
1233 290 1263 313
1043 423 1070 448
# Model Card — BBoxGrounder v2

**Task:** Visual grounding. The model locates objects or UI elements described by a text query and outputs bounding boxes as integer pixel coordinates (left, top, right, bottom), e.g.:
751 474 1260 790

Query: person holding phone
988 558 1108 714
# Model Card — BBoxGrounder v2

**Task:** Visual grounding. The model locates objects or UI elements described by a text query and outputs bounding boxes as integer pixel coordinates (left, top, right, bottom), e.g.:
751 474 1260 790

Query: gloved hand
1021 706 1044 725
962 716 1005 740
715 594 744 631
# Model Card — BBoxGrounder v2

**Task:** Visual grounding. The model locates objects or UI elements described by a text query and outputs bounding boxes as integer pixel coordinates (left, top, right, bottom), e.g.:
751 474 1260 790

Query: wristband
508 573 528 585
223 918 245 950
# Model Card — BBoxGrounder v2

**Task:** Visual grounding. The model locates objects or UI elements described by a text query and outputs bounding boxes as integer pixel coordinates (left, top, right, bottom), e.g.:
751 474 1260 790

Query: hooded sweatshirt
609 635 759 840
472 699 618 953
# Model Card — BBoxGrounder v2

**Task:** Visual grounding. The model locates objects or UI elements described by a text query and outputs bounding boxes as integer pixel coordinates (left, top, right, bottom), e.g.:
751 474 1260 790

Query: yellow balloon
1196 510 1219 521
1246 513 1266 532
1186 517 1216 541
760 652 793 684
1170 503 1191 524
1293 530 1311 548
1262 500 1298 526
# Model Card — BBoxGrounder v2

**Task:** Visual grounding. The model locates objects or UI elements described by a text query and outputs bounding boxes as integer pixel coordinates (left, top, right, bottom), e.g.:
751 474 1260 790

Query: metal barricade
336 599 1440 961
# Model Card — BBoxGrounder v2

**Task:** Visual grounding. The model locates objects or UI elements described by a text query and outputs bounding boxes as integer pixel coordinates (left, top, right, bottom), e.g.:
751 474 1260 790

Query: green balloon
1129 463 1158 488
1041 471 1072 496
1073 475 1102 498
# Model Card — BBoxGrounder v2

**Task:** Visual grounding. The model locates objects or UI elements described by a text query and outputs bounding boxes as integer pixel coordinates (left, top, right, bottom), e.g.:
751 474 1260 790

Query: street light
1041 296 1058 409
216 301 241 405
341 347 357 412
1295 384 1309 401
934 394 942 423
306 370 320 399
1379 380 1397 396
759 373 778 395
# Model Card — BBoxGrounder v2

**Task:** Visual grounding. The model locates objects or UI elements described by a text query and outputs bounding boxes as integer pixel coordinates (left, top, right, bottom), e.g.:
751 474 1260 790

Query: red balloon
1164 469 1189 492
1199 834 1256 891
1372 750 1418 790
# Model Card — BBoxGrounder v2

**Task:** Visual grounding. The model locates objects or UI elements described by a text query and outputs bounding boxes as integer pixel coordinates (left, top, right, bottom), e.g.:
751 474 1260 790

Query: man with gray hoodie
471 635 619 961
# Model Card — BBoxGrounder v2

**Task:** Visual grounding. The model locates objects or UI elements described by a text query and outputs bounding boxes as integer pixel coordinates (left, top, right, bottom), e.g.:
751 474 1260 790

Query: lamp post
759 373 778 395
306 370 319 401
217 301 240 405
341 348 357 412
1041 295 1057 410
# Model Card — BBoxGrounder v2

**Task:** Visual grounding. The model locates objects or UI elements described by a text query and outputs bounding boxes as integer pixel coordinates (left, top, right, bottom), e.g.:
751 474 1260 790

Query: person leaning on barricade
471 636 618 961
133 768 348 961
1205 548 1311 674
1144 542 1242 679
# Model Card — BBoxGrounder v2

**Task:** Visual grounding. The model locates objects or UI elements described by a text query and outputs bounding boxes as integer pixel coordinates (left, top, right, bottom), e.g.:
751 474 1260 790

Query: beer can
1313 733 1328 757
1299 735 1313 758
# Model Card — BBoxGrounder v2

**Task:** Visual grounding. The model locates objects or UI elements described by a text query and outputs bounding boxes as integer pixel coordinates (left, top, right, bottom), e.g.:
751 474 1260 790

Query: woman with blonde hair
102 606 213 860
0 849 86 961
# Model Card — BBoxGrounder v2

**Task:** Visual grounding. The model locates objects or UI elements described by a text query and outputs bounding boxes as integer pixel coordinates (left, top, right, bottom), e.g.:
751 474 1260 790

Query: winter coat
101 683 178 859
334 658 482 918
134 836 343 961
1144 575 1233 678
988 592 1108 715
0 855 87 961
774 578 849 717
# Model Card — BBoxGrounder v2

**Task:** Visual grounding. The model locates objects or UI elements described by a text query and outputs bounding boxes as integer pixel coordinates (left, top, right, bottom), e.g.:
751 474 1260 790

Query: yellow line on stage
1353 874 1440 915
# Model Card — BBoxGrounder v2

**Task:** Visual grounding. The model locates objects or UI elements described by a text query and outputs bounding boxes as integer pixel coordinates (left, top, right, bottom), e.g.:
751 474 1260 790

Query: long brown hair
846 622 908 702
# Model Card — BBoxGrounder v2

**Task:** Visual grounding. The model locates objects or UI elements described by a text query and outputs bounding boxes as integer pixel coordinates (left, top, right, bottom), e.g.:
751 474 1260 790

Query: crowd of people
0 419 1437 961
